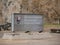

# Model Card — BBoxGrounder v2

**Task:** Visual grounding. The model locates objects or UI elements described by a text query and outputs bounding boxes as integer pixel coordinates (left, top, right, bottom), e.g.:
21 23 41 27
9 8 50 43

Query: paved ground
0 31 60 45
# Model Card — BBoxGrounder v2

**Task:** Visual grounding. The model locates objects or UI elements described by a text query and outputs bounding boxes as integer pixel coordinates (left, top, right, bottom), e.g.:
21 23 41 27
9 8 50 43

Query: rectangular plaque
12 13 43 32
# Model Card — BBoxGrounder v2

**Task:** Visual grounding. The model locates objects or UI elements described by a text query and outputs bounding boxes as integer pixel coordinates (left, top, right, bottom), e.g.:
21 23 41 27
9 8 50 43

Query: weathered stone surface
0 0 60 23
2 32 52 40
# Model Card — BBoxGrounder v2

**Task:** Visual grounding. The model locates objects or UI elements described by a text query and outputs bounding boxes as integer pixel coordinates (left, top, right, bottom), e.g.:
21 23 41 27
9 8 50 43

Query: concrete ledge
2 32 52 40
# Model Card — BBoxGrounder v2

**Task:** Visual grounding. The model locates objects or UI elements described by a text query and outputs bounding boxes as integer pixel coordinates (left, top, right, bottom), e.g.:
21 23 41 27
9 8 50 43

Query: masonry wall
0 0 60 24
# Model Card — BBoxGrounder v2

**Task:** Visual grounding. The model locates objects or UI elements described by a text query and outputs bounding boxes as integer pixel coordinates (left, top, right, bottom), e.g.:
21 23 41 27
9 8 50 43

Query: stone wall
0 0 60 24
0 0 3 24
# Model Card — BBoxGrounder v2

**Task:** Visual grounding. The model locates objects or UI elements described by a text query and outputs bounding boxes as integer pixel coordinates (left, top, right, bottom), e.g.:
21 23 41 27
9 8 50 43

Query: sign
12 13 43 32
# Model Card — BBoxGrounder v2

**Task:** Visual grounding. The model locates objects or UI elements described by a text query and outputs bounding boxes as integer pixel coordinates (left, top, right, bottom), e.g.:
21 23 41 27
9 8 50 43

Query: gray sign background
14 14 43 32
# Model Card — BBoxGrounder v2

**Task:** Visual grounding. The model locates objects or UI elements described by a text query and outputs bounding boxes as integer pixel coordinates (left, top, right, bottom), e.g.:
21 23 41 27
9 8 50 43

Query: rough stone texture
0 0 60 23
0 0 3 24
